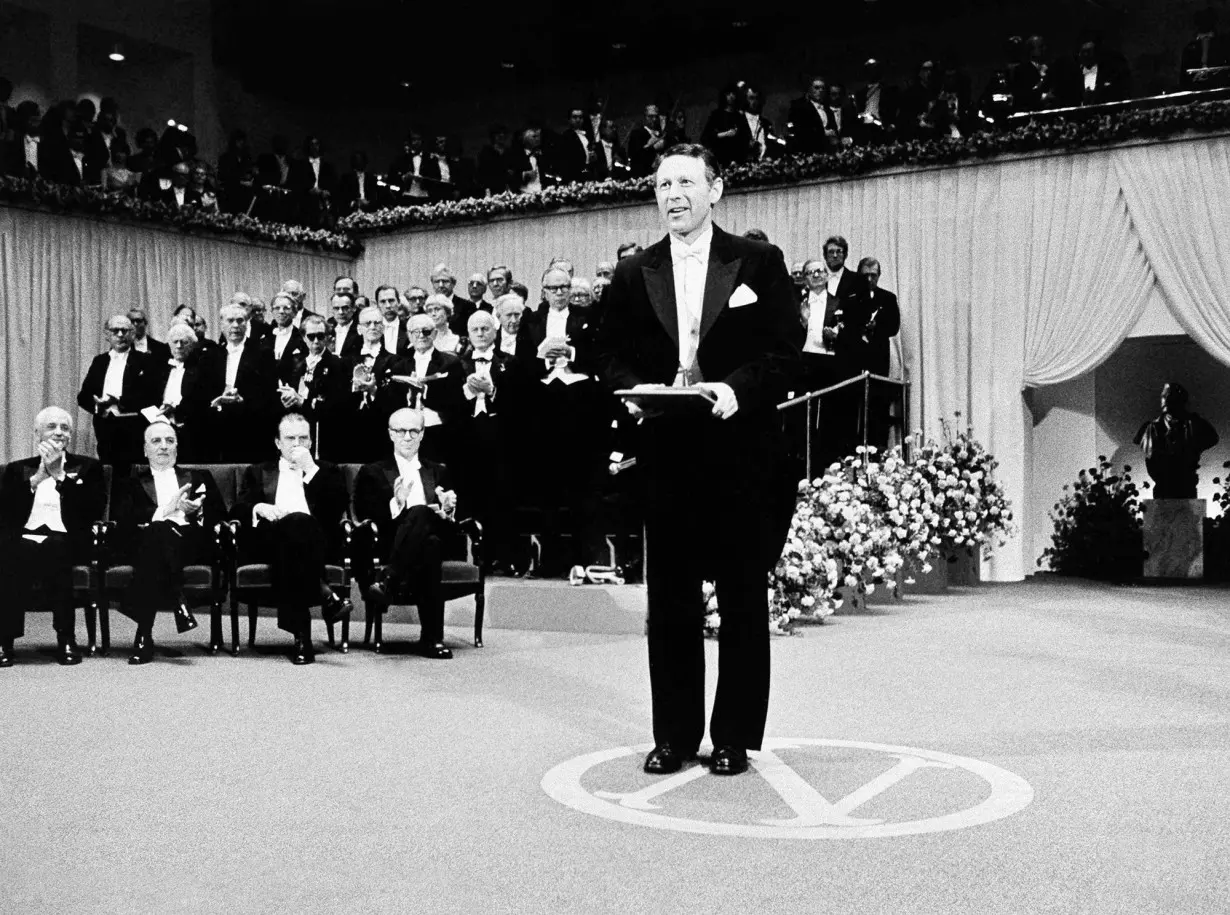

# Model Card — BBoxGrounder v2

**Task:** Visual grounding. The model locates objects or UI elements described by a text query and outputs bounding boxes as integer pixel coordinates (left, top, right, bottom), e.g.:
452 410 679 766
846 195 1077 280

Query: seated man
113 421 225 665
234 413 350 665
0 407 105 666
355 408 458 660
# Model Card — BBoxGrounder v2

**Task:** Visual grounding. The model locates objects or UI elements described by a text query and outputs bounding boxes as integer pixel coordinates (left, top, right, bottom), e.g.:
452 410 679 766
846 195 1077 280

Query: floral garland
341 99 1230 235
0 175 362 256
1038 457 1145 581
704 420 1013 637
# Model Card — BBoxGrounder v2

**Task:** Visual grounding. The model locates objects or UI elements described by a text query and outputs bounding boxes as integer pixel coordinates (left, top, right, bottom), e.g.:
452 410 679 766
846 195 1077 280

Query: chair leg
209 600 223 654
474 591 485 649
374 602 384 653
84 602 98 656
363 599 373 646
340 604 350 654
229 596 240 655
247 603 258 648
99 601 111 656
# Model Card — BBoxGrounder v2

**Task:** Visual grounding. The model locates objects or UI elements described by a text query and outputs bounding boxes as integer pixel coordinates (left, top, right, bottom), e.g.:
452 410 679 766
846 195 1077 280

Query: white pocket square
728 284 758 308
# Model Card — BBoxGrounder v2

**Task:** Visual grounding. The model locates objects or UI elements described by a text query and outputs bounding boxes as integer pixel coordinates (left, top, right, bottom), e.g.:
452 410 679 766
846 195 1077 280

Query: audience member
787 76 834 155
389 313 466 466
194 303 277 461
425 294 462 354
76 314 155 464
627 104 667 177
701 83 751 167
429 263 476 334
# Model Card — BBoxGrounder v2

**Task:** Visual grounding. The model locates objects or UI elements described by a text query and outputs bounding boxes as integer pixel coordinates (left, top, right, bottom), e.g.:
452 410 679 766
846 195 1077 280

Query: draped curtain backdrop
357 134 1230 581
0 209 352 461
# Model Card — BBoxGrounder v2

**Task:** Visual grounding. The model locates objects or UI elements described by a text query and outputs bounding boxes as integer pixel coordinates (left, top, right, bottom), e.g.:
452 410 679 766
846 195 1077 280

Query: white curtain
1115 137 1230 369
0 207 352 460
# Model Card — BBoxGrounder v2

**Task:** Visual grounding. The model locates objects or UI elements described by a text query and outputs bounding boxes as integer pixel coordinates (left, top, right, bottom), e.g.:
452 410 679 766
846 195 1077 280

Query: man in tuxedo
855 58 900 141
337 151 381 214
0 407 105 667
476 124 516 196
827 83 859 147
555 108 591 184
158 162 203 210
85 106 128 175
113 421 224 663
595 143 802 776
193 303 277 461
422 134 463 202
857 257 902 452
77 314 156 464
144 322 205 461
329 291 362 361
528 266 608 579
429 263 477 336
234 412 350 664
264 291 310 385
742 85 780 162
355 407 459 659
787 76 834 156
374 284 410 355
126 308 170 360
588 119 629 181
389 314 466 466
280 279 318 330
627 104 667 177
510 126 549 193
339 305 400 461
813 235 872 467
389 131 431 203
278 314 348 457
466 273 488 311
458 311 511 570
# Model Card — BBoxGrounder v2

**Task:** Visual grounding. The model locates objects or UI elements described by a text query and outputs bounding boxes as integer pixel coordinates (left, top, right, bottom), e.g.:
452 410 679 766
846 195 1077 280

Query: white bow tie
672 244 706 264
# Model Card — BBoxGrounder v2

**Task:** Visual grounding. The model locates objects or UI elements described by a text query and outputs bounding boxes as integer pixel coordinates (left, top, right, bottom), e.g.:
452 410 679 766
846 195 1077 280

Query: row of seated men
0 406 459 669
78 270 619 580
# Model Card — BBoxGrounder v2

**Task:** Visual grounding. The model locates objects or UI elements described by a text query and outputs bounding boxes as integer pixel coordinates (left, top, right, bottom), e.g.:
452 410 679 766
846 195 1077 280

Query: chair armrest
456 517 483 567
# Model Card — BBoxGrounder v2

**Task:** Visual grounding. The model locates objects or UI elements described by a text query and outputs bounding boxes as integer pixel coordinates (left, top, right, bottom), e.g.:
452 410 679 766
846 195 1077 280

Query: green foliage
1040 457 1144 581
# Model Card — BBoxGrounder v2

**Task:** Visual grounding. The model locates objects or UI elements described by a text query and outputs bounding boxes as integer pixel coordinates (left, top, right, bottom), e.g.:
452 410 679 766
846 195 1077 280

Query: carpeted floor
1 577 1227 914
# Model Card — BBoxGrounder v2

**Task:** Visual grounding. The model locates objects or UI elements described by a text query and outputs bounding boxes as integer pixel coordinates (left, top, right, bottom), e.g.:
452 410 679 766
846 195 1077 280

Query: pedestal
1142 499 1205 579
945 547 982 586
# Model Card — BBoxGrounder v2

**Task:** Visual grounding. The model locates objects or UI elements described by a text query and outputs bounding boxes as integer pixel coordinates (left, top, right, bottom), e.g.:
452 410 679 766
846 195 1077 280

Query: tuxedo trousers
125 521 213 628
458 412 510 564
245 513 330 633
3 530 77 640
638 414 779 753
383 506 449 643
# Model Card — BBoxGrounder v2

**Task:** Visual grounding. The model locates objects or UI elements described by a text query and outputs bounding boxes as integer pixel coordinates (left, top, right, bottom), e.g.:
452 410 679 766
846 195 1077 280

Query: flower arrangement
703 420 1011 637
1205 460 1230 581
1038 457 1145 580
341 99 1230 235
0 175 362 256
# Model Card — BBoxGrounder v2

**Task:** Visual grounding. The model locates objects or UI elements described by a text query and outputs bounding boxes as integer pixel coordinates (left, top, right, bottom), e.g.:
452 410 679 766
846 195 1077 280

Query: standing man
329 291 362 360
0 407 105 666
76 314 155 464
596 144 802 776
193 303 277 461
857 256 901 452
127 307 170 360
279 313 348 457
265 291 310 385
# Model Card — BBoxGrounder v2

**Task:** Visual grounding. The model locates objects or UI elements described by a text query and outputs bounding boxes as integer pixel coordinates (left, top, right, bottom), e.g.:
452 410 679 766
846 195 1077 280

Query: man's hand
466 374 494 396
352 374 377 394
822 325 840 346
392 476 412 510
288 445 317 476
435 488 457 519
279 383 303 408
93 394 118 414
697 382 739 420
253 503 284 523
162 483 193 517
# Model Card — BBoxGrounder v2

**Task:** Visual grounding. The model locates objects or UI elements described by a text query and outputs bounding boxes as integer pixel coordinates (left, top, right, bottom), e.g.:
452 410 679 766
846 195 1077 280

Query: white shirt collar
273 324 293 337
227 340 245 354
670 225 713 263
393 452 421 477
109 349 128 360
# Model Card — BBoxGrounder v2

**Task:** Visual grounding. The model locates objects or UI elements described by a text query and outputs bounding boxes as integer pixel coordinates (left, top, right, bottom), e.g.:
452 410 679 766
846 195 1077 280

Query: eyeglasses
407 295 428 302
806 269 827 276
543 284 571 293
304 332 327 341
108 327 131 334
130 317 147 324
389 427 423 436
409 328 435 337
359 320 384 327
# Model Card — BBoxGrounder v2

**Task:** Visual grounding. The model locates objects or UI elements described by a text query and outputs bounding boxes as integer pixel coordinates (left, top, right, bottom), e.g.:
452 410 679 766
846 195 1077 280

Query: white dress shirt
601 140 615 171
163 360 186 406
412 349 443 426
173 186 186 207
309 157 321 189
24 134 39 170
299 353 322 397
26 476 67 533
272 324 294 360
803 290 832 355
360 342 381 361
863 84 881 120
670 225 713 385
102 350 128 401
332 322 354 356
132 336 149 353
498 332 518 357
389 454 426 518
575 128 590 156
383 318 401 354
225 341 245 388
523 154 542 193
545 307 569 341
71 150 85 179
436 157 451 184
745 112 766 159
826 266 846 297
466 348 495 415
1082 65 1099 93
270 458 315 519
151 467 188 525
407 153 428 198
355 171 368 202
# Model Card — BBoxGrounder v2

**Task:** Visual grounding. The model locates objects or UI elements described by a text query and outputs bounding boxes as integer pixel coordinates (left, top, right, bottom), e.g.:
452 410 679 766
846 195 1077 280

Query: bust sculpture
1133 382 1219 498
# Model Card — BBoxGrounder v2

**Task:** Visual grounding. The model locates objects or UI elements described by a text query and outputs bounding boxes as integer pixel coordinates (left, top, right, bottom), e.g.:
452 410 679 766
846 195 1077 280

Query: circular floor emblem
542 738 1033 838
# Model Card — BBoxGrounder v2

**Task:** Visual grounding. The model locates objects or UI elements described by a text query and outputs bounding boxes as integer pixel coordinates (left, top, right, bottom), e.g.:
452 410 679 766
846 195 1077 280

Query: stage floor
1 577 1226 914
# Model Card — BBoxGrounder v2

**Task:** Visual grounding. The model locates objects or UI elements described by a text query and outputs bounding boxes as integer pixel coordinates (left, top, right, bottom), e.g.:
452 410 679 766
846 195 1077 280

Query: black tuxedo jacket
330 321 363 361
786 97 833 155
257 152 291 188
85 128 129 171
449 295 477 337
337 170 381 212
192 340 278 436
862 287 900 377
288 157 337 195
597 225 802 417
341 347 399 411
855 84 901 130
0 454 106 555
77 350 157 416
263 326 310 385
507 146 556 189
588 139 630 180
235 460 349 546
386 349 466 425
156 187 205 210
113 465 226 551
476 144 515 194
553 130 590 184
460 349 510 418
529 308 599 378
626 125 665 177
354 457 455 532
145 356 203 417
136 336 171 362
284 350 349 426
421 155 460 199
822 267 873 369
494 325 538 366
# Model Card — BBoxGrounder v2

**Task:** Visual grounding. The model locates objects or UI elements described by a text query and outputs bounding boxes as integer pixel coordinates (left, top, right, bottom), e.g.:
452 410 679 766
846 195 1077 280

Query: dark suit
283 350 348 458
700 109 752 167
113 465 226 628
861 286 901 452
134 336 171 362
339 347 399 461
337 170 381 213
0 455 105 641
786 97 833 155
354 457 456 645
553 130 590 184
76 350 157 463
235 460 349 633
627 125 666 177
804 267 872 467
458 348 512 565
387 349 467 466
476 144 516 195
85 128 129 172
191 341 278 461
595 225 802 753
40 146 94 186
144 357 206 461
588 139 630 181
448 294 476 338
264 325 311 386
330 321 363 362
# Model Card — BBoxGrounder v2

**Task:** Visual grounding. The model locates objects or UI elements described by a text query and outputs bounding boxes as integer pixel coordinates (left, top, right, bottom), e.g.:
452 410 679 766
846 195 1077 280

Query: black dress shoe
709 745 749 776
320 592 349 625
292 632 314 665
0 642 13 668
56 638 83 666
128 631 154 665
173 602 199 634
644 744 697 775
415 640 453 660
